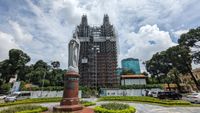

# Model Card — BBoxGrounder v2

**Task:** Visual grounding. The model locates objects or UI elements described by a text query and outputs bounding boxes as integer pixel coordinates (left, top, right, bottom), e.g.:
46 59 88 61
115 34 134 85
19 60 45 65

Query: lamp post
91 45 100 95
178 54 200 90
40 71 46 97
40 62 52 97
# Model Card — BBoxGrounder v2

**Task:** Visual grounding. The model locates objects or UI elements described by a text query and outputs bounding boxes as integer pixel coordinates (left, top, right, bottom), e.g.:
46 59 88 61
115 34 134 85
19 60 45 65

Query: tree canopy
178 27 200 64
0 49 66 92
0 49 31 83
146 44 200 90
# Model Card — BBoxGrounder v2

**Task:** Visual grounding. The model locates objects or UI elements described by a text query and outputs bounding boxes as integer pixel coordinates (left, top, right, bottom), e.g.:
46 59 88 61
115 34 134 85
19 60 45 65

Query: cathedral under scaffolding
75 14 119 88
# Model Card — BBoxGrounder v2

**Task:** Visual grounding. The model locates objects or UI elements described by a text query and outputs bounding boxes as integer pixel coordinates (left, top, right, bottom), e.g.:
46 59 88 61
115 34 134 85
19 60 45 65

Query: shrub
80 101 96 107
99 96 191 106
0 83 11 92
94 103 136 113
80 87 97 98
0 105 47 113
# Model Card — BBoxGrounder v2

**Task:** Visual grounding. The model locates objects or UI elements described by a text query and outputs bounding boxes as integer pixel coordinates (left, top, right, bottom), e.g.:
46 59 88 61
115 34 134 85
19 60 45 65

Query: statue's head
73 28 79 39
73 33 76 39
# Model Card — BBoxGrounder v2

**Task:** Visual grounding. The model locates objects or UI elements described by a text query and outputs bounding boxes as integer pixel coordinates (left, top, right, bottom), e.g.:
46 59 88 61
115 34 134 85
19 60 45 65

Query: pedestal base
53 104 83 112
60 97 79 105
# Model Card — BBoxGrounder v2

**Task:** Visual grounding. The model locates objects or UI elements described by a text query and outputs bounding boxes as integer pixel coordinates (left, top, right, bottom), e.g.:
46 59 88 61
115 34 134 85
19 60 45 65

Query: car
144 90 153 96
185 93 200 103
152 91 159 98
157 91 182 100
0 94 6 100
4 92 31 102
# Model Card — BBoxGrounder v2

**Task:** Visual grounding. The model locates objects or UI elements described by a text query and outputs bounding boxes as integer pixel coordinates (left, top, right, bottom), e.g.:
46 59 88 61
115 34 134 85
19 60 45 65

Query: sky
0 0 200 71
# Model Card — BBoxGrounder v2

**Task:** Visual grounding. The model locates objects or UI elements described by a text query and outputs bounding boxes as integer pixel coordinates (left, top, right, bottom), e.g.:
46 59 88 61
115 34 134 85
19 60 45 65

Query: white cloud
192 62 200 70
119 25 177 71
0 31 20 61
9 20 33 43
1 0 200 69
173 29 189 37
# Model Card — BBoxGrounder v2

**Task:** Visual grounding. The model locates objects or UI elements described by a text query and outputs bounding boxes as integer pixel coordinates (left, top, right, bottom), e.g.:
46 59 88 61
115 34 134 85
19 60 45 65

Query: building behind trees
121 58 141 74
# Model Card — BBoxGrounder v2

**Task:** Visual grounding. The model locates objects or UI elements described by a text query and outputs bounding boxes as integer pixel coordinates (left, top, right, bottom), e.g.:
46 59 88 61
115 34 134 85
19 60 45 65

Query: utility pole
40 71 46 97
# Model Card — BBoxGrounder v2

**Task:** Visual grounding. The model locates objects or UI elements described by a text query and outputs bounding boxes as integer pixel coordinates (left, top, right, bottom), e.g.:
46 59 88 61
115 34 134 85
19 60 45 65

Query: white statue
68 32 80 73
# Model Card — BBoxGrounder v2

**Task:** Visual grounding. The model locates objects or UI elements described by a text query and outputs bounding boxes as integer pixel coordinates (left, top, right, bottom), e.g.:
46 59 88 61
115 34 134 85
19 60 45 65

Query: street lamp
91 45 100 94
40 71 46 97
40 63 52 97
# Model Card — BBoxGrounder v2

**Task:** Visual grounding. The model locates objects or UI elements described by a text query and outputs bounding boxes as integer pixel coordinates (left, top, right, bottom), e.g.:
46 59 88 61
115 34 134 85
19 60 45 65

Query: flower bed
99 96 191 106
0 105 48 113
94 103 136 113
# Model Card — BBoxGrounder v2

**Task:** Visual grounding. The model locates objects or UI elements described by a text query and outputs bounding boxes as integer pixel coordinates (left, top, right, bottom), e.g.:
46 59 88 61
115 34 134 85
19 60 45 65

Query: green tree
9 49 30 75
51 61 60 69
178 27 200 64
48 61 64 86
18 65 34 82
25 60 65 87
166 68 181 92
34 60 49 70
165 45 200 90
145 51 171 83
161 75 174 91
0 83 11 92
0 60 12 83
0 49 30 83
19 60 48 86
145 45 196 91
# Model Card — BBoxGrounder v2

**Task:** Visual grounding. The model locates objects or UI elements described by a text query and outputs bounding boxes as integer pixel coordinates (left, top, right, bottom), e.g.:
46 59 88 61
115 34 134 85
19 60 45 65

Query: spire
81 15 88 26
78 15 89 37
101 14 114 37
103 14 110 25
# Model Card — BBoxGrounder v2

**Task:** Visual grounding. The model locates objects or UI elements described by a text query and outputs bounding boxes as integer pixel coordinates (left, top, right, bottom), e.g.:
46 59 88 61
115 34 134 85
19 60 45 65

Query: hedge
99 96 191 106
94 105 136 113
21 86 63 91
120 84 163 89
0 97 95 108
21 86 90 91
80 101 96 106
0 97 61 107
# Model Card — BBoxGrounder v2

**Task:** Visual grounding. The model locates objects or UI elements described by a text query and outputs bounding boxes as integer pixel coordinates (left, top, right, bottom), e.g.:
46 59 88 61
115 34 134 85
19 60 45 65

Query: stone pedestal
53 71 83 112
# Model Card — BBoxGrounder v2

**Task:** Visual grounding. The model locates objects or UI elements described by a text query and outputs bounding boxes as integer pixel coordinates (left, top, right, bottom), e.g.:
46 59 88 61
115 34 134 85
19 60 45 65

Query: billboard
10 81 21 93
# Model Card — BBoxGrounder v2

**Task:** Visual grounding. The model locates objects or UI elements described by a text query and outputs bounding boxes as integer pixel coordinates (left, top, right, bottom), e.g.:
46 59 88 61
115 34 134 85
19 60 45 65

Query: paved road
0 99 4 103
94 101 200 113
1 101 200 113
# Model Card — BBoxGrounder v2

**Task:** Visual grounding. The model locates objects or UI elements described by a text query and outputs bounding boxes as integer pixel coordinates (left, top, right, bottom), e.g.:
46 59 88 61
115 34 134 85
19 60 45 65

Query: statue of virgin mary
68 31 80 73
